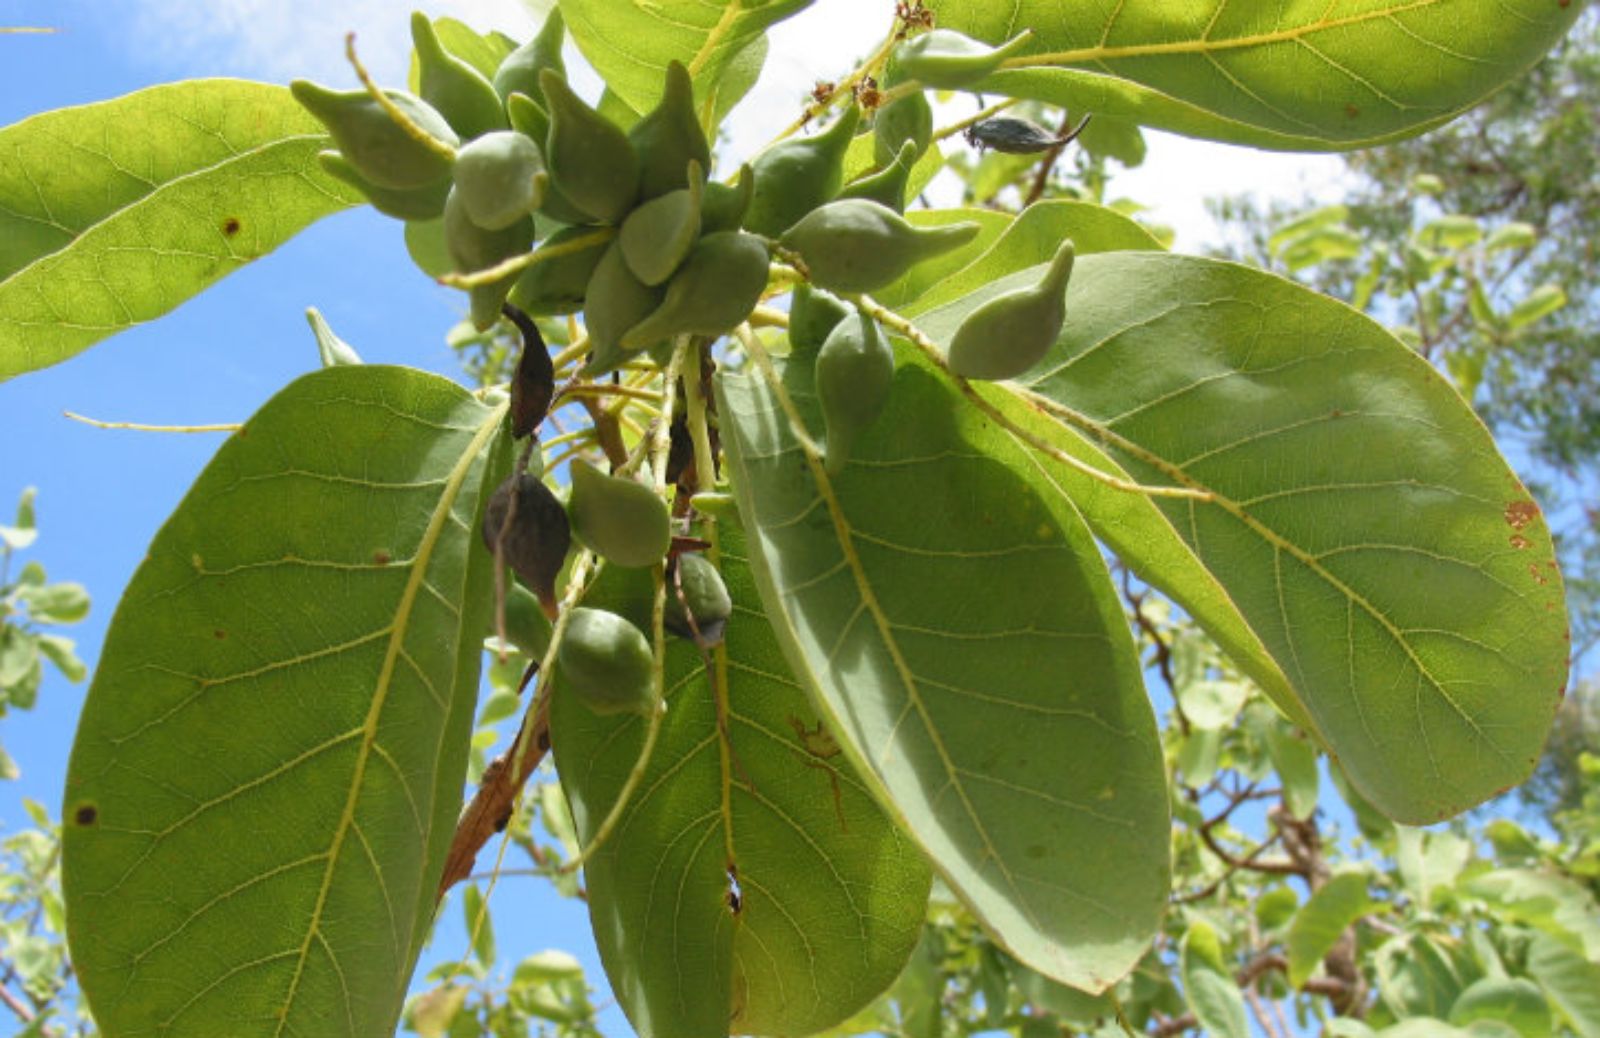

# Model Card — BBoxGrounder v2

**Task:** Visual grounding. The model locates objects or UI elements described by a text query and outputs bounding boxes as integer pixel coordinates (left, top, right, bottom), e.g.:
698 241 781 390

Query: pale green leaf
1179 679 1248 731
1378 934 1464 1020
549 531 932 1038
35 633 87 683
1508 285 1567 330
1463 869 1600 960
1264 722 1319 819
556 0 812 117
1450 978 1554 1038
718 348 1169 992
1397 827 1473 911
1179 921 1248 1038
925 1 1582 150
62 366 507 1038
462 884 496 968
1526 933 1600 1038
1286 871 1374 987
1269 206 1350 256
1484 223 1537 253
0 81 358 379
936 252 1568 823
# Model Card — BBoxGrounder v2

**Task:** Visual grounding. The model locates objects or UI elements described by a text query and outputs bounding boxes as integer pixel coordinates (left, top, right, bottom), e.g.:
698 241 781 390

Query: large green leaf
556 0 812 117
915 252 1567 823
926 0 1581 151
62 366 507 1038
717 348 1169 992
0 80 358 379
550 528 931 1038
1285 872 1374 987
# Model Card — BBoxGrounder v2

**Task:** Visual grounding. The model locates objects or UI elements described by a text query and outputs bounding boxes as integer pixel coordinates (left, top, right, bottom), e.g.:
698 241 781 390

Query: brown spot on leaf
373 549 391 565
1344 103 1361 119
222 217 242 237
1510 534 1530 550
74 804 97 826
1505 500 1540 530
1529 563 1548 585
214 629 227 639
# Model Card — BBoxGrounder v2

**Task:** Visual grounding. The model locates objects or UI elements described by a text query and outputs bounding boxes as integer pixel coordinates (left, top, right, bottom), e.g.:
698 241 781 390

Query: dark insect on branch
964 113 1093 155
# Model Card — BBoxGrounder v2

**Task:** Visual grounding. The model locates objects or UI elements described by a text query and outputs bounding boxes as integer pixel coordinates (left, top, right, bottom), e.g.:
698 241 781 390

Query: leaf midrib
272 403 504 1036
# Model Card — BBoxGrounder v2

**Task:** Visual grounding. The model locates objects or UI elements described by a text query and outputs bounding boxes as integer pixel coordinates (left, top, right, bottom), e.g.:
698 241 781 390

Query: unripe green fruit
873 91 933 167
701 164 754 234
744 106 860 237
510 225 608 315
319 150 448 220
622 232 770 348
781 199 980 294
498 582 553 658
482 473 571 619
583 241 665 376
838 139 917 213
946 240 1075 380
788 283 852 355
628 61 713 200
291 81 458 190
443 187 534 329
665 553 733 643
412 12 509 140
619 163 703 286
492 8 566 104
815 308 894 475
894 29 1032 89
452 131 546 230
559 608 656 716
567 460 672 569
506 93 596 226
541 69 640 224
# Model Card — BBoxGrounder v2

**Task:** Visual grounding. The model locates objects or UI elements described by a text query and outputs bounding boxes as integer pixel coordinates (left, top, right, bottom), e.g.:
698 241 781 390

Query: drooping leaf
1179 921 1248 1038
925 0 1582 151
0 80 358 379
919 252 1568 824
550 528 932 1038
1285 871 1374 987
718 348 1169 992
1396 827 1473 911
556 0 812 118
1525 934 1600 1038
1449 978 1554 1038
1377 934 1464 1020
62 366 507 1037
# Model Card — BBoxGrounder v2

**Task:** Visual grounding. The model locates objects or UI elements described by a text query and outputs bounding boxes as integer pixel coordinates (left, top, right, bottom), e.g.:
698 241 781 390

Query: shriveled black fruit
557 607 655 716
567 460 672 569
964 115 1091 155
628 60 712 200
503 303 554 437
510 225 609 316
788 283 852 355
665 553 733 645
482 473 571 619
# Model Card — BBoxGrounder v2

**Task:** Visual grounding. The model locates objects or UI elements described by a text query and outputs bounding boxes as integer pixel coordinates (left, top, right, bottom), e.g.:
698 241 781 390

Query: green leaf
1008 955 1115 1025
1507 284 1567 331
1177 679 1248 731
1264 721 1319 819
0 81 358 379
1179 921 1248 1038
1378 934 1464 1020
462 883 497 968
18 582 89 625
925 1 1581 150
1285 871 1374 987
709 33 769 127
1484 223 1537 253
1450 978 1554 1038
0 487 37 550
556 0 812 118
1268 206 1350 256
718 348 1169 992
549 528 932 1038
62 366 507 1038
1525 933 1600 1038
959 252 1567 823
1397 827 1473 911
1462 869 1600 959
1420 215 1484 250
34 633 87 683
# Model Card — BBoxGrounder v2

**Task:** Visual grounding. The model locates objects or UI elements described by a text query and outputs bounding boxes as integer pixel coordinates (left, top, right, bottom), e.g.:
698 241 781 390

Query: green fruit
541 69 640 224
492 8 565 104
583 241 664 376
443 187 534 329
665 553 733 643
628 60 713 200
567 459 672 569
452 131 546 230
319 150 448 220
619 162 704 286
510 225 609 315
412 13 508 139
482 473 571 619
873 90 933 167
838 139 918 213
507 93 595 226
815 308 894 476
557 607 655 716
701 164 754 234
788 283 852 355
781 199 980 294
744 105 860 237
894 29 1033 89
291 81 458 190
622 232 770 348
946 239 1075 380
499 582 553 658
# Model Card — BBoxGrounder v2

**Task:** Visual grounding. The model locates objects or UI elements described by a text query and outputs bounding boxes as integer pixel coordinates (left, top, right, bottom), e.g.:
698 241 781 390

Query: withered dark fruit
503 303 554 438
481 473 571 619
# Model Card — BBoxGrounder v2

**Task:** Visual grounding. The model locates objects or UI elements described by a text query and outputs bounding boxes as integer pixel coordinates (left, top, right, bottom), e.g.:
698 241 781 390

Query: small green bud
946 240 1075 380
291 80 458 190
567 460 673 569
744 106 860 237
894 29 1032 89
452 131 546 230
665 553 733 644
541 69 640 224
492 8 566 104
781 199 980 294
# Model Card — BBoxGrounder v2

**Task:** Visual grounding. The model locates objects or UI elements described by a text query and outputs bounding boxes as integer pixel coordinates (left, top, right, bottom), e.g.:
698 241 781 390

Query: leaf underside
62 366 506 1038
